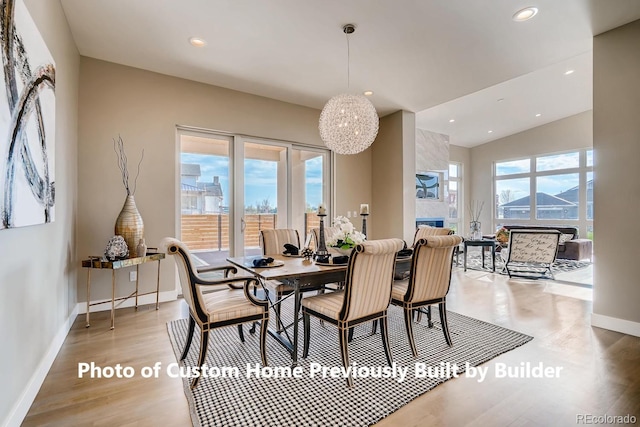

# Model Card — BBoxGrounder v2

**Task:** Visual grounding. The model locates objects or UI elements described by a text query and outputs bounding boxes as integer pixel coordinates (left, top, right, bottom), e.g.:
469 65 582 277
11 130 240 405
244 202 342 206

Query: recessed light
363 90 374 96
513 7 538 22
449 119 455 123
488 130 493 134
189 37 207 47
535 113 542 117
564 69 575 75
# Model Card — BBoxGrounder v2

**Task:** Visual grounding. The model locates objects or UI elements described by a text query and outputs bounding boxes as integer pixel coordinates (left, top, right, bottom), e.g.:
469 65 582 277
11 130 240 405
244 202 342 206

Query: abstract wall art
0 0 56 230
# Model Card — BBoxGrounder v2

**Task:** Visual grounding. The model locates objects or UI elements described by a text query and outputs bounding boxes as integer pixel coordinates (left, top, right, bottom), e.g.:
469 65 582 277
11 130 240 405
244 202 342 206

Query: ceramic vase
115 195 144 257
136 238 147 258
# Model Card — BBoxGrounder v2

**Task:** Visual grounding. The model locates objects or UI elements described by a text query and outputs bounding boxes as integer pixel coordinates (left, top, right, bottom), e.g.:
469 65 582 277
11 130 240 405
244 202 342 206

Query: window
494 149 593 239
496 178 530 219
447 163 462 232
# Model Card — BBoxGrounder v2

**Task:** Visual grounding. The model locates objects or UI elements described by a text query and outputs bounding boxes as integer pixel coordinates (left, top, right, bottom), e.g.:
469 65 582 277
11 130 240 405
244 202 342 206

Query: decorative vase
470 221 482 240
115 195 144 257
136 238 147 258
331 247 353 257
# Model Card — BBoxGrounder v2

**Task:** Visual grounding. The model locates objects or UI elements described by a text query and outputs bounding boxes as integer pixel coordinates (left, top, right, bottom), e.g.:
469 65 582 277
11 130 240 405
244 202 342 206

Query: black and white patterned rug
458 251 591 276
167 304 532 427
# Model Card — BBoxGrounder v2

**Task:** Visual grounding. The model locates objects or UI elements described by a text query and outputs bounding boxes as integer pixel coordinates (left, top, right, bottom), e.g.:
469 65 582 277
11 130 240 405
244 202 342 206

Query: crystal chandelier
319 24 379 155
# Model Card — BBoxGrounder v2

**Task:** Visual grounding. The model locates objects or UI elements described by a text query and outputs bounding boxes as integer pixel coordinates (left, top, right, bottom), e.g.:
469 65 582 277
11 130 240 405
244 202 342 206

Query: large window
447 163 462 233
494 149 593 239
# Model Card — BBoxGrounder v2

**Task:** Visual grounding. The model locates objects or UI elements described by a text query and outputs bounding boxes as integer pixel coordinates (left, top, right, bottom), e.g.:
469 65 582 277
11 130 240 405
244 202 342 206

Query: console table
82 252 165 329
463 239 497 272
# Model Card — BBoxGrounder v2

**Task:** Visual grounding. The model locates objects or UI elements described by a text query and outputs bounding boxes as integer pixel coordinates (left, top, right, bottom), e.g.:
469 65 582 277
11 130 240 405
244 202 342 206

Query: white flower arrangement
326 216 366 249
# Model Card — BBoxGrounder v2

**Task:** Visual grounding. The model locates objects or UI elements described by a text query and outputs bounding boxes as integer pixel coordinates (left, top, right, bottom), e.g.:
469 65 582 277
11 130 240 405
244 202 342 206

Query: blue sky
181 153 323 209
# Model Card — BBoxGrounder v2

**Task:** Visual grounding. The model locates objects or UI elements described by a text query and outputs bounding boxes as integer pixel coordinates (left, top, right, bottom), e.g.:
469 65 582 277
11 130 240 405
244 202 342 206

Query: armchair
162 238 269 389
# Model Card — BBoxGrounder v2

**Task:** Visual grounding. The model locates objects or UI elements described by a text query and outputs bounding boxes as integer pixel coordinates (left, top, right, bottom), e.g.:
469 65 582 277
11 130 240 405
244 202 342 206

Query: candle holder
360 213 369 238
315 212 331 263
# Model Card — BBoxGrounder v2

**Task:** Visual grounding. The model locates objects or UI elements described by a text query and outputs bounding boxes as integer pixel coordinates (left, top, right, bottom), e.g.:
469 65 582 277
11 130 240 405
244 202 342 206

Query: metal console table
82 252 165 329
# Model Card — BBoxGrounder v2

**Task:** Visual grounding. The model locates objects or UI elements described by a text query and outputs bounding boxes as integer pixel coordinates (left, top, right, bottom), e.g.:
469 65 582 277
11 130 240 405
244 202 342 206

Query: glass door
178 130 331 262
235 139 331 257
240 141 288 257
179 132 232 266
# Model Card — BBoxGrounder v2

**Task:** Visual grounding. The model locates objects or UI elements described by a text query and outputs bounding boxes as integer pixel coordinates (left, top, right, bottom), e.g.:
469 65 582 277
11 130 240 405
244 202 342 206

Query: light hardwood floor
23 268 639 426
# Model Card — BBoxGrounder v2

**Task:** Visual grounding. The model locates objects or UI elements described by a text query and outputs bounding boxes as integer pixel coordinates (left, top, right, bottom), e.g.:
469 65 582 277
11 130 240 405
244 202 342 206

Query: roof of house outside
503 192 575 208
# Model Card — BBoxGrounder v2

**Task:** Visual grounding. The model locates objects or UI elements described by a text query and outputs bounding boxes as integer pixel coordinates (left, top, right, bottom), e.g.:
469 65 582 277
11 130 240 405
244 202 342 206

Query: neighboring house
501 192 577 219
554 179 594 220
181 163 224 214
500 179 594 220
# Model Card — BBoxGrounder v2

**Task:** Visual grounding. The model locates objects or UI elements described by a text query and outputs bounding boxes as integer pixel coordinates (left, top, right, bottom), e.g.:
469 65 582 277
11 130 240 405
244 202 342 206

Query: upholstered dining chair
259 229 325 328
162 238 269 390
395 225 455 281
310 226 340 250
302 238 404 387
413 225 454 244
391 235 463 356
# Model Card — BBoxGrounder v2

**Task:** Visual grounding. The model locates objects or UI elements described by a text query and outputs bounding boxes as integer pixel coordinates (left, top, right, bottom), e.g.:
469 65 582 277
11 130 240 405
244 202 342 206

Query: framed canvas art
0 0 56 230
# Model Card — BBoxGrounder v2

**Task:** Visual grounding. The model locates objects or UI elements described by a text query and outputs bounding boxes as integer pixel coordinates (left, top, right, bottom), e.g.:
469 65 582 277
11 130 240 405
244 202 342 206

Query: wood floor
24 268 639 426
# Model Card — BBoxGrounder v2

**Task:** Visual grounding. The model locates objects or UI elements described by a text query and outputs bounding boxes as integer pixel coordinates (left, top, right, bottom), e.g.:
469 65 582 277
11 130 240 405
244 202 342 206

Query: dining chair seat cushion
301 290 345 320
203 289 265 323
391 280 409 301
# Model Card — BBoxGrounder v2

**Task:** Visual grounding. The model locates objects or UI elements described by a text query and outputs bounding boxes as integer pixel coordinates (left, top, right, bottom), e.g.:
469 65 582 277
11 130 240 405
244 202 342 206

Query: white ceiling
59 0 640 148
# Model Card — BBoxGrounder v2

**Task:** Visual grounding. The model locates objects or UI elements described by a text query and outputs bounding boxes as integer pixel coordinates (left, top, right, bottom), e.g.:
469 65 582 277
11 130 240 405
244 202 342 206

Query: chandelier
319 24 379 155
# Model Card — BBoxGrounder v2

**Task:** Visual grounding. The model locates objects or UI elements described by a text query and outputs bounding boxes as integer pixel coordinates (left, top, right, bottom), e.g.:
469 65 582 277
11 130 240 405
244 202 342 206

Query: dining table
226 254 346 365
226 253 413 365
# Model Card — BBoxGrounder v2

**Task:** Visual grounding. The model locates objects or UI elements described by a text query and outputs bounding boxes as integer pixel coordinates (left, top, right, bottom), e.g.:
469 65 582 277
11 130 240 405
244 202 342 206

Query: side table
463 239 497 272
82 252 165 329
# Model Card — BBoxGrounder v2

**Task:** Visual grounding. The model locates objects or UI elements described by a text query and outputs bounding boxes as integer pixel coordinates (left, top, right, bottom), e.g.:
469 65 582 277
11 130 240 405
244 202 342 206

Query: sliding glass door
179 129 331 265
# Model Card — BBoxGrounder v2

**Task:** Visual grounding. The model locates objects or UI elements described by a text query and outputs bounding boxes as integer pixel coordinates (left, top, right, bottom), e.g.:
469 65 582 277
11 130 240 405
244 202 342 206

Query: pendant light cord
346 31 350 90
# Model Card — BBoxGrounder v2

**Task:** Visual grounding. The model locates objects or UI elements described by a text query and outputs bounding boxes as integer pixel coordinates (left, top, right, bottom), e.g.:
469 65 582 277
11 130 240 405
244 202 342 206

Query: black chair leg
302 312 311 358
427 305 433 328
439 301 453 346
348 327 354 342
260 316 269 366
191 329 209 390
180 316 196 361
379 315 393 366
339 326 353 388
403 307 418 357
371 319 378 335
237 324 245 342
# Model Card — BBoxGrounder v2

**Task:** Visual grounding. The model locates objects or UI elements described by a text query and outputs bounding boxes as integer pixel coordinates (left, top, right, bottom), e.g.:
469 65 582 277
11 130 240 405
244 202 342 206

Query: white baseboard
76 290 178 314
591 313 640 337
3 304 79 427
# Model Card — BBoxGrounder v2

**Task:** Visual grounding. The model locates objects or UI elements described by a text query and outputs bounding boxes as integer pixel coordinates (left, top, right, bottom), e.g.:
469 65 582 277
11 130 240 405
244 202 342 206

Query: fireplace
416 217 445 228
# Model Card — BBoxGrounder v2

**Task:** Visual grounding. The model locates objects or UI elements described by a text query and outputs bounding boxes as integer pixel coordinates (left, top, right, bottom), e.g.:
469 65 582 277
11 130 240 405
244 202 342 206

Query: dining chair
391 235 463 356
259 229 325 329
310 225 340 250
162 238 269 389
413 225 454 244
301 238 404 387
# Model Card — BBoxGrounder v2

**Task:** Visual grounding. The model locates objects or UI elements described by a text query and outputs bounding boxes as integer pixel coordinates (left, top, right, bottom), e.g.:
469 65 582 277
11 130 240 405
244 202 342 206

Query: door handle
241 217 246 233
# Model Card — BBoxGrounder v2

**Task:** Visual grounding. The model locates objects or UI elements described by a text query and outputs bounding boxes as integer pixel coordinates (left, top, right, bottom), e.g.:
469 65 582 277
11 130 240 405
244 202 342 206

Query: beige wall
371 110 416 243
0 0 79 424
592 19 640 332
467 111 593 236
77 58 373 302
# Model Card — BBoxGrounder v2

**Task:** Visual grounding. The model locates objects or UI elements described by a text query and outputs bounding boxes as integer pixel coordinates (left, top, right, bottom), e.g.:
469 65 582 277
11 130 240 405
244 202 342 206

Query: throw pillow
559 233 574 245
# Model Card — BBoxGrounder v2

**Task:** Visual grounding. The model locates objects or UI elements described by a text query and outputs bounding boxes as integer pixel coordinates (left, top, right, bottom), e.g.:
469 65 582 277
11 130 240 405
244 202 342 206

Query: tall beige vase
115 195 144 257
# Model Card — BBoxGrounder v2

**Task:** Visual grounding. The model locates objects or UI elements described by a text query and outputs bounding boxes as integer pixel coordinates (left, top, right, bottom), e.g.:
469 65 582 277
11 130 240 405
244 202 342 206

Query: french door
178 129 330 264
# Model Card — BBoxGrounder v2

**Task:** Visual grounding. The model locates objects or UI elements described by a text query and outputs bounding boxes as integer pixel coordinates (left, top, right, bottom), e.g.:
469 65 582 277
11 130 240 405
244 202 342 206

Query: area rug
167 304 532 427
459 251 591 276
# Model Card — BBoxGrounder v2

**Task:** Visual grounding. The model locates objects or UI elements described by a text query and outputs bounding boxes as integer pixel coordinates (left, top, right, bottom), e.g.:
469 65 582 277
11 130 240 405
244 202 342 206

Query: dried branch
113 135 143 196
